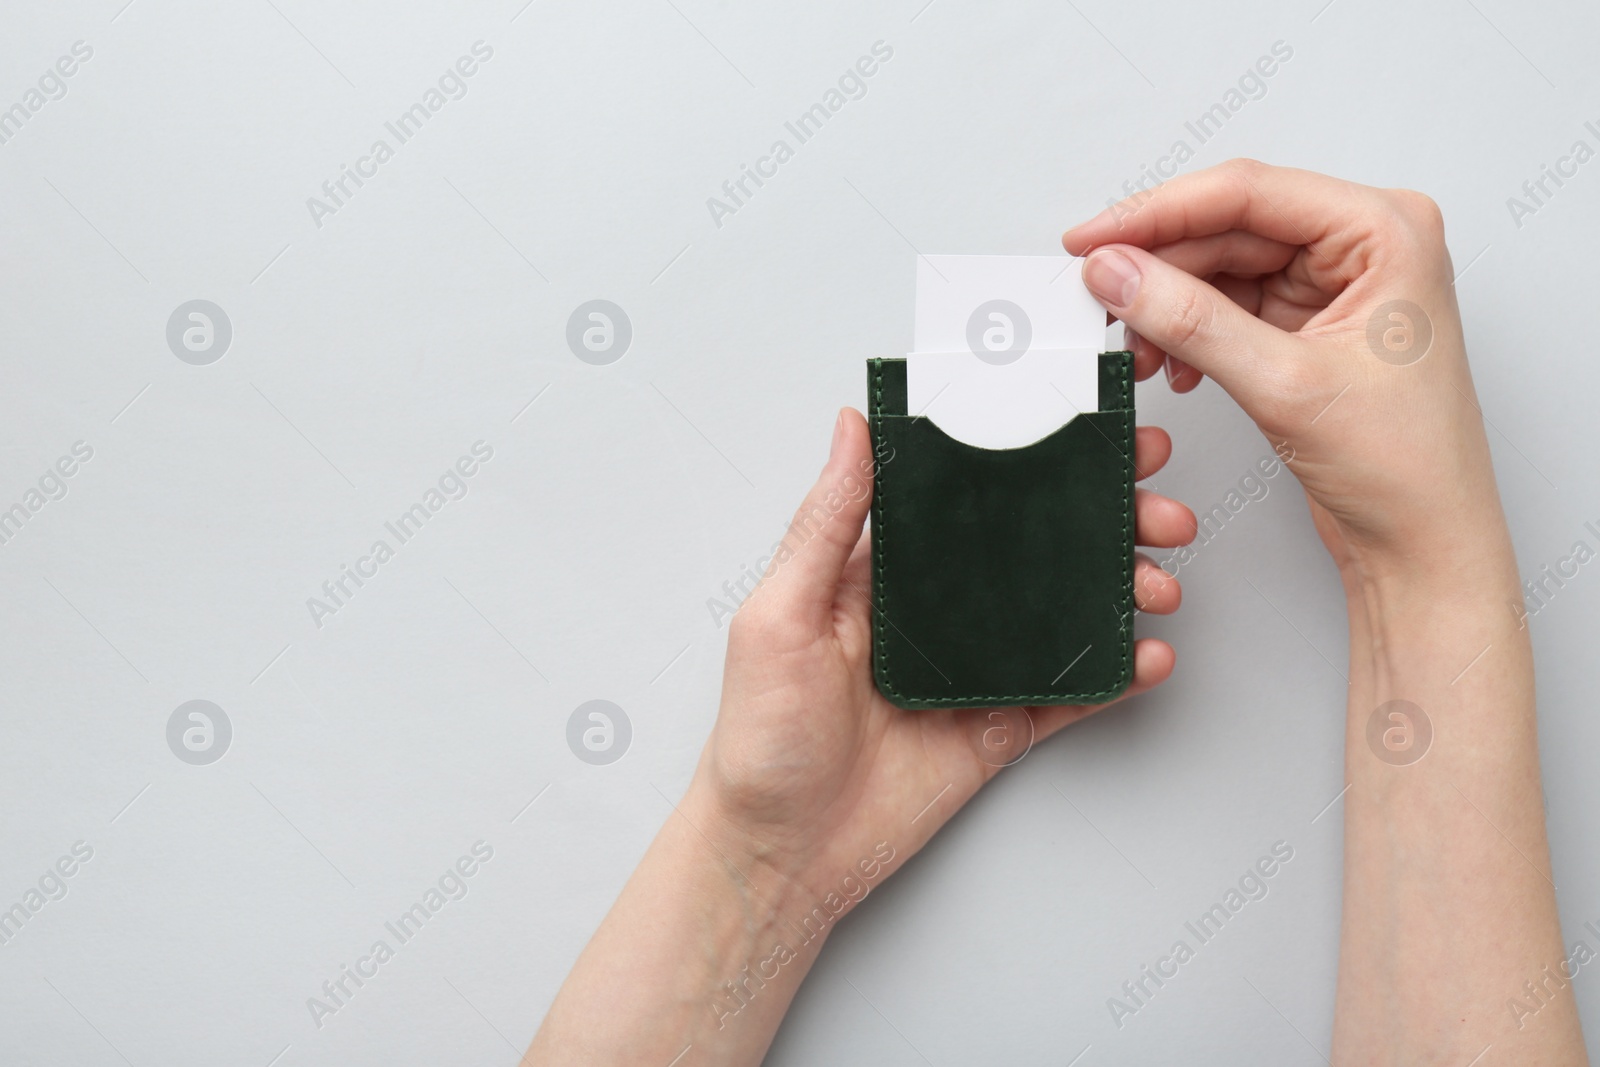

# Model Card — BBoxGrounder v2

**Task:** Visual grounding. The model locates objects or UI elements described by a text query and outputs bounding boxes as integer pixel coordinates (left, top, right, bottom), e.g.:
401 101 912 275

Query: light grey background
1 0 1596 1063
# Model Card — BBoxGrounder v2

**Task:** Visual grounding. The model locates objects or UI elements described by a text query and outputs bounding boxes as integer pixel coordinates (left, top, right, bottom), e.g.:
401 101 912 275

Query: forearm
526 781 828 1066
1332 546 1586 1064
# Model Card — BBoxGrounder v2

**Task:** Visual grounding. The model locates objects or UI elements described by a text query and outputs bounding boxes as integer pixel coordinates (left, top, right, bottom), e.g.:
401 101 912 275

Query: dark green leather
868 352 1135 709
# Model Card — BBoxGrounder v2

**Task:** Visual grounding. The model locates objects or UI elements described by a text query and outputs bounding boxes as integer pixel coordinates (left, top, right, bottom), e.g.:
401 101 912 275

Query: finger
1140 274 1260 394
1130 268 1283 383
1122 326 1166 381
1132 425 1172 481
832 529 875 660
839 527 871 591
1209 273 1265 317
1134 553 1180 614
1158 239 1335 319
755 408 875 633
1147 230 1299 280
1164 354 1204 393
1029 638 1176 740
1211 270 1330 335
1063 158 1378 256
1080 244 1307 407
1135 489 1197 548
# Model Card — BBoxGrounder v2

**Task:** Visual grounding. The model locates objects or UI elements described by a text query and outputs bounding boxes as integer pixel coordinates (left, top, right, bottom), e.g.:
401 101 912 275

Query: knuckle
1224 157 1266 183
1390 188 1447 244
1163 286 1213 350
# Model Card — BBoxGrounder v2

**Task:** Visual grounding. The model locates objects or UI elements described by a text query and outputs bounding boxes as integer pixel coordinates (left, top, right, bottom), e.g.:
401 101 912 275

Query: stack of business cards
906 255 1104 449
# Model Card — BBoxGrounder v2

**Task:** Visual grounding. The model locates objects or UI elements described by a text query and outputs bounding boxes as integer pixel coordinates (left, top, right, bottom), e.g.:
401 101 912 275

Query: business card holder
867 351 1135 709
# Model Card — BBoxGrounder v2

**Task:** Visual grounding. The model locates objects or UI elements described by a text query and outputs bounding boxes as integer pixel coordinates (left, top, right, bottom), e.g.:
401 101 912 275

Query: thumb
1081 244 1301 407
755 408 874 632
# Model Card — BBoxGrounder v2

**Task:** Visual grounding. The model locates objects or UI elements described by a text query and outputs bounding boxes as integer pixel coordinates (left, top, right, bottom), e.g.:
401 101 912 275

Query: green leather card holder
867 351 1135 709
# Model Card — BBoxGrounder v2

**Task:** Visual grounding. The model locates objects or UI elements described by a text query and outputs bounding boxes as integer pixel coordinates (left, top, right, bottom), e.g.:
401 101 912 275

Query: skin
527 160 1586 1066
1066 159 1584 1065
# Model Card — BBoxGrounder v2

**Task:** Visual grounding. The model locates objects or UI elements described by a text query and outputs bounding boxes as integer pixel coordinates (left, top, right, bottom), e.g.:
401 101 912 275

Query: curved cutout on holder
904 347 1104 450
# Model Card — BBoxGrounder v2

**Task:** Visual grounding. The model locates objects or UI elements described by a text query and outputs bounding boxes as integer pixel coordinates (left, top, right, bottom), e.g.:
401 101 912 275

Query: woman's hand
1063 158 1511 589
529 409 1197 1065
1062 160 1584 1066
529 161 1584 1066
688 409 1198 902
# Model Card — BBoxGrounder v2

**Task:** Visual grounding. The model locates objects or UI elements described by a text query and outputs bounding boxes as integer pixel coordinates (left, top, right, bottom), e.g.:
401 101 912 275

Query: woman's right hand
1063 159 1511 588
1072 163 1587 1067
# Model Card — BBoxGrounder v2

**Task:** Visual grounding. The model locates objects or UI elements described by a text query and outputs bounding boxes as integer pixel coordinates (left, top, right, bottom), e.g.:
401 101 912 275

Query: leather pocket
868 353 1135 709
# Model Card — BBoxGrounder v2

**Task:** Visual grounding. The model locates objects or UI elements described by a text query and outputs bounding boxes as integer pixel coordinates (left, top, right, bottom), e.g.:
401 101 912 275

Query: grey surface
1 0 1596 1063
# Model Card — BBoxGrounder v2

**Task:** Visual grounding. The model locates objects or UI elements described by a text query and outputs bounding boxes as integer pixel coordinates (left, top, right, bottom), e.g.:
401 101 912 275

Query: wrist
677 776 831 938
1339 528 1521 629
1338 542 1532 724
528 776 833 1062
631 781 835 1045
681 772 903 949
682 742 853 894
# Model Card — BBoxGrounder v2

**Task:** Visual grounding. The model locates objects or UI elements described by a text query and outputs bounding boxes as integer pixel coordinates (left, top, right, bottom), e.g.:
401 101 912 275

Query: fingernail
1123 324 1139 353
830 410 844 457
1083 249 1141 308
1163 354 1178 386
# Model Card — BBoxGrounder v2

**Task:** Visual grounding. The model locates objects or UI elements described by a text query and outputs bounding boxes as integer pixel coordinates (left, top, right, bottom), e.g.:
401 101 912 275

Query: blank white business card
912 254 1103 355
906 255 1102 449
905 347 1099 450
